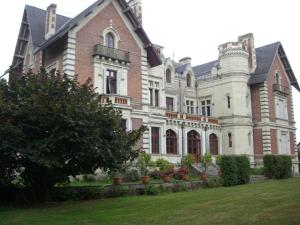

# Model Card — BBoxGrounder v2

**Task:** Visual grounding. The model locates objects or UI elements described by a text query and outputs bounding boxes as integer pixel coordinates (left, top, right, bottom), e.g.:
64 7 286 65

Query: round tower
218 42 249 75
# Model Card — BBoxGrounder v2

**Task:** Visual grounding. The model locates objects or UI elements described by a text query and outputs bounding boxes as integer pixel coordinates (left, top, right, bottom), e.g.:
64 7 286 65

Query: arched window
166 129 177 154
275 72 280 84
187 130 201 162
106 32 115 48
209 133 218 155
166 69 171 83
186 74 191 87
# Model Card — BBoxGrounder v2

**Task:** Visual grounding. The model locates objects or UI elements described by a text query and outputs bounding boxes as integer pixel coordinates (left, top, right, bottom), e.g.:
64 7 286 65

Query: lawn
1 178 300 225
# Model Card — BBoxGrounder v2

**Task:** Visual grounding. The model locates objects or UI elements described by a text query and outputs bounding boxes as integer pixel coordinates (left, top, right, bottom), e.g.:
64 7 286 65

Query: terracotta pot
141 176 150 184
112 177 123 185
162 175 171 183
181 174 189 181
200 172 208 181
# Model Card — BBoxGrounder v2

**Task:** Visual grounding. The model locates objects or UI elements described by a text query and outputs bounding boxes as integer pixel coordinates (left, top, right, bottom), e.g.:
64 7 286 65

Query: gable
39 0 161 68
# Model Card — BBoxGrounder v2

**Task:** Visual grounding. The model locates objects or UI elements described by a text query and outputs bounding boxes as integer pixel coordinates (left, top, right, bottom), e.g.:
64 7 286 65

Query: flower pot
162 175 171 183
141 176 150 184
181 174 189 181
200 172 208 181
112 177 123 185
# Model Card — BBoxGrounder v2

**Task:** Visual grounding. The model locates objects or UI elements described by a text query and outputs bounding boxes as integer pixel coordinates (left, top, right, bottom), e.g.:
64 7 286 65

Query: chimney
238 33 257 73
45 4 57 40
128 0 142 25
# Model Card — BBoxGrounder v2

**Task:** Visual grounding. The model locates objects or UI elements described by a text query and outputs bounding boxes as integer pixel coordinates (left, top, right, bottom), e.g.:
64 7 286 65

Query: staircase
191 163 219 176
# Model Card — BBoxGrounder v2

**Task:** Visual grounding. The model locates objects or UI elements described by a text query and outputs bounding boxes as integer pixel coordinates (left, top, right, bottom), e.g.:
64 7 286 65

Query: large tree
0 69 145 198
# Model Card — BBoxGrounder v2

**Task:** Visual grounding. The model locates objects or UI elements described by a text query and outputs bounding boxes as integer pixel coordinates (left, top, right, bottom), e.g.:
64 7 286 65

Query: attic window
166 69 171 83
275 72 280 85
187 73 191 87
106 32 115 48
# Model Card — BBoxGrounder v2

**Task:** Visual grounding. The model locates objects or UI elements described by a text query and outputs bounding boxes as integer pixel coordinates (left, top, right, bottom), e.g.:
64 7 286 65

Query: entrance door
187 130 201 162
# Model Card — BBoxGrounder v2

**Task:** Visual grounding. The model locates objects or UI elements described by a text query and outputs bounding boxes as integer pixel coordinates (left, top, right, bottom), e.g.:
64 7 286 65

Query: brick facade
251 84 261 122
253 129 263 159
270 129 278 154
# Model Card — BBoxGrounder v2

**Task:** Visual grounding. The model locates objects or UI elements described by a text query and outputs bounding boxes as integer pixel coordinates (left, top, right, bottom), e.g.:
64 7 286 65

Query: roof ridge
25 4 71 20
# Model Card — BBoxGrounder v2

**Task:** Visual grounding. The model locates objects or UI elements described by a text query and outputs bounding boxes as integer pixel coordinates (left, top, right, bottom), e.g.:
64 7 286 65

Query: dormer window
106 32 115 48
187 73 191 87
166 69 171 83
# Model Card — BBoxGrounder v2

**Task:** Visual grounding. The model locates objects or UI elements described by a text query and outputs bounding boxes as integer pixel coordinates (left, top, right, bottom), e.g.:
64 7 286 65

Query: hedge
220 155 238 186
220 155 251 186
263 155 292 179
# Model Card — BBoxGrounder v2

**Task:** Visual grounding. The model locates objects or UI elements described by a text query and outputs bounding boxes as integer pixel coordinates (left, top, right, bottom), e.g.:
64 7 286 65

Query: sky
1 0 299 142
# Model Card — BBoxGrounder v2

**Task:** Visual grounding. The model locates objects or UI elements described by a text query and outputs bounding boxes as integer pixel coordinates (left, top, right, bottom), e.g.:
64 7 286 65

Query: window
277 98 287 119
151 127 160 154
228 133 232 147
149 82 160 107
227 96 231 109
166 69 171 83
106 32 114 48
155 90 159 107
120 119 127 132
280 131 289 154
166 97 174 111
201 99 211 116
275 72 280 85
166 130 177 154
209 133 218 155
186 100 195 114
186 74 191 87
106 70 117 94
149 88 153 106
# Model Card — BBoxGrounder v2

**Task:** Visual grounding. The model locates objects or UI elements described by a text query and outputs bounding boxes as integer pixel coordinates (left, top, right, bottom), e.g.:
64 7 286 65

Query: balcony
273 84 289 95
93 44 130 63
100 95 131 108
165 112 219 124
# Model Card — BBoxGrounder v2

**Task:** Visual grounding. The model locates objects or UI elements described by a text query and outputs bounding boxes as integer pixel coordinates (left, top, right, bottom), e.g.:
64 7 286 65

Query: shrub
181 154 195 168
156 159 174 176
123 169 140 182
145 184 160 195
250 167 265 175
236 155 251 184
264 155 292 179
149 170 161 179
105 185 129 198
220 155 238 186
204 177 223 188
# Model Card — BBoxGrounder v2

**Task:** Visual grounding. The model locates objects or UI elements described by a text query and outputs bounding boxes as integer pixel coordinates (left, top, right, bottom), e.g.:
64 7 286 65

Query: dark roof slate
25 5 70 50
248 42 280 85
193 60 218 77
175 64 189 74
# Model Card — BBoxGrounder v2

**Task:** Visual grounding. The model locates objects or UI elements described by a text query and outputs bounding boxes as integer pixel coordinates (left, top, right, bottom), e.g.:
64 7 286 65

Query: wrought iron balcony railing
273 84 289 95
94 44 130 63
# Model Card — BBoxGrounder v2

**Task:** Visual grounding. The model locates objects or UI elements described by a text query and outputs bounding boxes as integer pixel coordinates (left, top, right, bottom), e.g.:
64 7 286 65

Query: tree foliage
0 69 145 199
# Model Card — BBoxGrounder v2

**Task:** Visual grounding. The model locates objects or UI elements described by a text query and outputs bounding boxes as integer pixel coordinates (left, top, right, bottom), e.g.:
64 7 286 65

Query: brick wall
250 84 261 122
270 129 278 154
290 132 296 156
267 55 292 123
253 129 263 159
75 2 142 109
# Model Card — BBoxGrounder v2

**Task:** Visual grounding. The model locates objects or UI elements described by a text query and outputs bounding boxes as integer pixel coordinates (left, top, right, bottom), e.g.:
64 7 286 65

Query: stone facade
12 0 299 172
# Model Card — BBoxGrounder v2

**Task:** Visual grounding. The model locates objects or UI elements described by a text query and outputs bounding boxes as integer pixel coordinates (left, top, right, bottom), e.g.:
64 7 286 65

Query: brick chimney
128 0 142 25
45 4 57 40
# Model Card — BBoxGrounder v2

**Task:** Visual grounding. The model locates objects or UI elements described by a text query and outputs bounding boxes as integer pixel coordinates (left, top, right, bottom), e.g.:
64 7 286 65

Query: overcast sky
1 0 299 142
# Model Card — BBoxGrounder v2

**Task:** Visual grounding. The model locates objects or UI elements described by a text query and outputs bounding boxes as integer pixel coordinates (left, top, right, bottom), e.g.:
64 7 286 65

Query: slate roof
248 42 281 85
193 60 218 77
25 5 70 50
175 64 189 74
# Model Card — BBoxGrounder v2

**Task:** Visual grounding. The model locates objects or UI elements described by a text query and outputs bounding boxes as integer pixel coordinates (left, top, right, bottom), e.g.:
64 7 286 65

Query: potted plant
177 167 189 181
200 153 212 181
156 158 174 182
138 152 152 184
111 170 123 185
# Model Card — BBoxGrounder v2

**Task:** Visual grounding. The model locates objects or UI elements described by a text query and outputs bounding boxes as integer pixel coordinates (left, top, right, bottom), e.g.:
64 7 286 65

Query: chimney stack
128 0 142 25
45 4 57 40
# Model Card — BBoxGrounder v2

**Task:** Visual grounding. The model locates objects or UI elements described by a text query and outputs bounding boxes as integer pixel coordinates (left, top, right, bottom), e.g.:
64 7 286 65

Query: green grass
1 178 300 225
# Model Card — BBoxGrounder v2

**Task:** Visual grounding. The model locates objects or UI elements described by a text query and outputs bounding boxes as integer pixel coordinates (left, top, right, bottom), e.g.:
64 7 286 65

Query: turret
218 42 249 75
